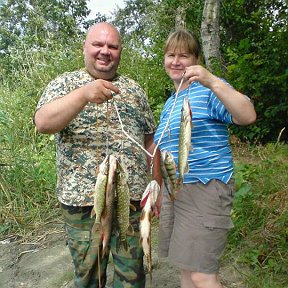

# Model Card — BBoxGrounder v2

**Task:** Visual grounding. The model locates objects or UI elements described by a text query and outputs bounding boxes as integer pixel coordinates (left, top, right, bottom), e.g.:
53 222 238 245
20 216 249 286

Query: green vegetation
0 0 287 287
224 142 288 287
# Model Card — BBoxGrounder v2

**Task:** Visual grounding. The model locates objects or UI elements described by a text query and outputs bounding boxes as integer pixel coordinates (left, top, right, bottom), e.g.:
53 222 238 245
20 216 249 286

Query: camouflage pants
61 203 145 288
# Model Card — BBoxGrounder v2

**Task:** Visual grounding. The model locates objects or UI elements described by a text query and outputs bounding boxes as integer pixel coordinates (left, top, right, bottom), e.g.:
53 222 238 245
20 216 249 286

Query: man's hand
84 79 120 104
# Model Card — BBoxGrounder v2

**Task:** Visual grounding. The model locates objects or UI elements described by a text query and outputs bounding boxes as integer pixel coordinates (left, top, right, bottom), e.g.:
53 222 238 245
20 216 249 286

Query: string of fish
112 74 186 280
92 101 132 288
92 74 187 284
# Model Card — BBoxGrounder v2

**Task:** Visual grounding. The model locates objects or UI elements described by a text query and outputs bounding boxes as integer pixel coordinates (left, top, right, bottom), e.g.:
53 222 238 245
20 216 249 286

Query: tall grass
0 39 83 235
225 142 288 288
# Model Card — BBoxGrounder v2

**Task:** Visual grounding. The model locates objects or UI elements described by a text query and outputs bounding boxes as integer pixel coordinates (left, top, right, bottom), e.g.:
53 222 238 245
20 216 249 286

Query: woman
154 29 256 288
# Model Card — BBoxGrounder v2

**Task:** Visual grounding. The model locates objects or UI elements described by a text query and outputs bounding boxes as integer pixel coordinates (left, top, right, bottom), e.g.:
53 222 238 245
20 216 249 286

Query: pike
101 155 117 257
161 151 178 201
115 160 132 251
91 155 109 232
140 180 160 281
178 97 193 186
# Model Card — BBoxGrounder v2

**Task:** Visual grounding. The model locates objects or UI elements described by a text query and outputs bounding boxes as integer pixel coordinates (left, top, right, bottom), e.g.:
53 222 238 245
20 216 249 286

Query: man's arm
35 79 119 134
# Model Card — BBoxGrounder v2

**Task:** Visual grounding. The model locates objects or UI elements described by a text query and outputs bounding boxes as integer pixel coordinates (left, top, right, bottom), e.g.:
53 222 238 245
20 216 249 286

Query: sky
87 0 126 18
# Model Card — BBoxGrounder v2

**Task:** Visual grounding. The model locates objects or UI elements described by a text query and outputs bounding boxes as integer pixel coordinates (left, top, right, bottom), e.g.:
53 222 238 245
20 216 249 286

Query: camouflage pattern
36 69 156 205
62 203 145 288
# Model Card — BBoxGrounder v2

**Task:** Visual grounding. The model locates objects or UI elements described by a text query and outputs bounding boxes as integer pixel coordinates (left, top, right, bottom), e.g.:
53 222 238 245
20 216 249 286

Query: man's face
83 24 121 80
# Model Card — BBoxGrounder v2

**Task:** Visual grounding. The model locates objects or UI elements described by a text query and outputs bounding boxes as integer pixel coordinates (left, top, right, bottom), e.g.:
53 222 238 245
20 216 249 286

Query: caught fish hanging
139 180 160 281
177 96 193 186
91 155 109 232
115 159 133 251
161 150 178 201
101 154 117 257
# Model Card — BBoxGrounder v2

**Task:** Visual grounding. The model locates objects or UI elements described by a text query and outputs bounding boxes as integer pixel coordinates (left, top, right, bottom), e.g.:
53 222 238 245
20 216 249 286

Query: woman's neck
174 80 190 91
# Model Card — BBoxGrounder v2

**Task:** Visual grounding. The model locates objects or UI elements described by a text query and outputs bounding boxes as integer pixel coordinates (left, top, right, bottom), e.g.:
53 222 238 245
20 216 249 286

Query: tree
0 0 92 86
0 0 89 51
221 0 288 142
200 0 221 73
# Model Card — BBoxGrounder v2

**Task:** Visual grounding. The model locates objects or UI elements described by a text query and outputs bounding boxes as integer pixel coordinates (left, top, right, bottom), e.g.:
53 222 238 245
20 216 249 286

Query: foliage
221 0 288 143
112 0 204 121
226 143 288 287
0 0 89 80
0 38 84 235
113 0 288 143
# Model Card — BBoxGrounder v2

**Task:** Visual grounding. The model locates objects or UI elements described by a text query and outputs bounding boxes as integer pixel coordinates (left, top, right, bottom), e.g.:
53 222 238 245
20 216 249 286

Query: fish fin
184 162 189 173
190 142 193 151
91 208 96 218
164 181 176 201
140 209 146 221
128 224 134 235
176 177 183 188
139 237 143 247
169 192 176 201
148 211 152 222
129 203 137 211
140 195 149 208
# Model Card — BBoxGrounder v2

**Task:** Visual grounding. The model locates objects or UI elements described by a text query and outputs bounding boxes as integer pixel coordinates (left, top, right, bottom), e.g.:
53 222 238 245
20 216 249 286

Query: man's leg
110 209 145 288
62 204 109 288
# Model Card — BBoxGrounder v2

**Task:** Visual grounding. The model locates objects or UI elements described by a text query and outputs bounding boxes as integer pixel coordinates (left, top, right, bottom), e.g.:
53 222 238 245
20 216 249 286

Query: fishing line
105 100 109 155
152 72 186 157
112 72 185 169
113 101 153 158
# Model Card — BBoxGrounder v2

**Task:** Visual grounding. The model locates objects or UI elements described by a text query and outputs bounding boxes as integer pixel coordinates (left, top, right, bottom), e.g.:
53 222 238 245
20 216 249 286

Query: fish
161 151 178 201
140 180 160 209
115 160 131 251
177 97 193 185
101 155 117 257
139 180 160 281
91 155 109 232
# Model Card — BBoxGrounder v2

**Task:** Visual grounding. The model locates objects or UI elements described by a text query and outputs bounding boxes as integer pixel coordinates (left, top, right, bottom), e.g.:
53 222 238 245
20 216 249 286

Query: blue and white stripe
154 80 234 184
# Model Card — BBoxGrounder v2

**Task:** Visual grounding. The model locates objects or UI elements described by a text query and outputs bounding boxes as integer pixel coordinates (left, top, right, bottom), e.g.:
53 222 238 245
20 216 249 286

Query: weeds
226 143 288 287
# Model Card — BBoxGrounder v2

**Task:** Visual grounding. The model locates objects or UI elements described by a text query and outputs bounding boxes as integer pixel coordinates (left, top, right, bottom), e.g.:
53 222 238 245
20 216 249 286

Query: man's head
83 22 122 80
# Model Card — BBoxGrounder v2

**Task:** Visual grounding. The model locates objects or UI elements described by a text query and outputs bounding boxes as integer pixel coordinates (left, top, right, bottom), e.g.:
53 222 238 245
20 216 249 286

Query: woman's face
164 48 198 86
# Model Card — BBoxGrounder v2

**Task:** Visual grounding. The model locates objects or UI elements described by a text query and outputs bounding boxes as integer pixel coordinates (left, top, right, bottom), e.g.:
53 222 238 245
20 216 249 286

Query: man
34 22 161 288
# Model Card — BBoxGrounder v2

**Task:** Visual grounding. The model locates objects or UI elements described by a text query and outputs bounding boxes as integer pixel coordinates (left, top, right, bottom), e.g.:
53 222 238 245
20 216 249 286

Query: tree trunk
175 6 186 29
200 0 221 72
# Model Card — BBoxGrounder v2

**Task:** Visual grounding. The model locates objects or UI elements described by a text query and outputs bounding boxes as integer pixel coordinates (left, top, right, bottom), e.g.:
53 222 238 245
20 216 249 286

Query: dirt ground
0 222 247 288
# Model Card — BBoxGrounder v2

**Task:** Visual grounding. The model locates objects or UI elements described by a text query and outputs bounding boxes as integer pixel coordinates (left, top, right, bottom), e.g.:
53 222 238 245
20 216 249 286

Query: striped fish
178 97 193 185
101 155 117 257
116 160 131 251
91 155 109 232
161 150 178 201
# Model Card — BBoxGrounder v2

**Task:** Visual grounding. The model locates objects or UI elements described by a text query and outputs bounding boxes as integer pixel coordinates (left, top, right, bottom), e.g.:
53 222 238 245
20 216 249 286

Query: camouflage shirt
36 69 156 205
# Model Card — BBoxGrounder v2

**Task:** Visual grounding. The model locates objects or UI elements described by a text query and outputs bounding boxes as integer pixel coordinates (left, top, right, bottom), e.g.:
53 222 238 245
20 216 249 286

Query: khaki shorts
158 179 235 274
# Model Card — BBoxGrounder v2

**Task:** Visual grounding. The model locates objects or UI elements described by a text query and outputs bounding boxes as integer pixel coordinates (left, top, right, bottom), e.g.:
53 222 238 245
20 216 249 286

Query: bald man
34 22 161 288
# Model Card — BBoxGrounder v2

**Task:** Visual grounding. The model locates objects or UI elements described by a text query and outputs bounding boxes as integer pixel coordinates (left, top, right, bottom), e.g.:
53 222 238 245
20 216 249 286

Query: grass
224 142 288 288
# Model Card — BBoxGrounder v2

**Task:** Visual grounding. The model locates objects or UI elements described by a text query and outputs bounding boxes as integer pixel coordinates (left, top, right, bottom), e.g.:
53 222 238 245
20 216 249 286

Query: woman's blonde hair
164 29 201 58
